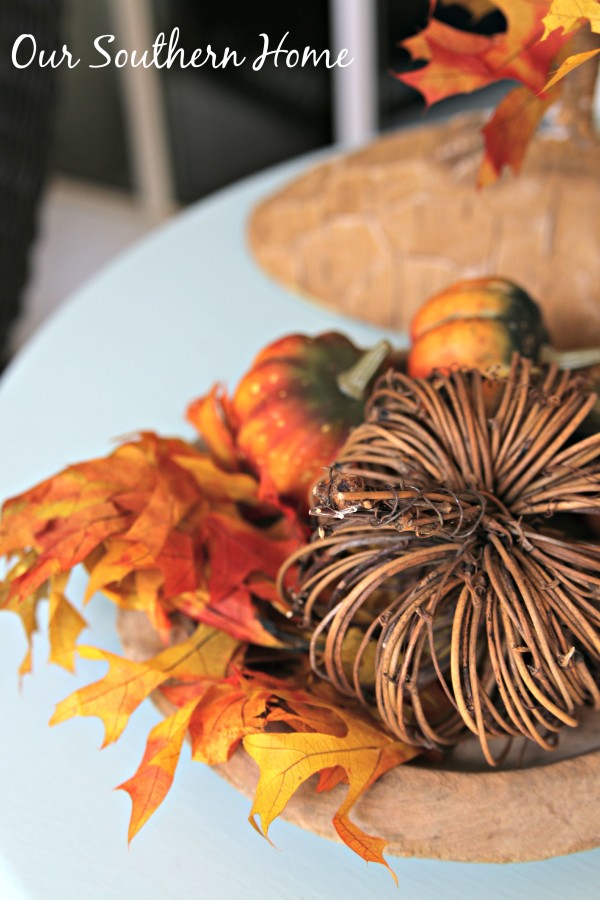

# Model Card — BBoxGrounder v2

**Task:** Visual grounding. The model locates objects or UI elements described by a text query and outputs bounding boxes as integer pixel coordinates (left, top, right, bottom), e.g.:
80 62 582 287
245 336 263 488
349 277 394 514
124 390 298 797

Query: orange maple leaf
118 694 206 841
394 0 579 184
0 432 302 652
397 1 569 105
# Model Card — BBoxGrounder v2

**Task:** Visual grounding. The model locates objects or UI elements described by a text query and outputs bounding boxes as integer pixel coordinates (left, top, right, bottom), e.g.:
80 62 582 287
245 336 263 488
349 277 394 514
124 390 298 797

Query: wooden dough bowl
248 112 600 348
121 105 600 862
118 608 600 864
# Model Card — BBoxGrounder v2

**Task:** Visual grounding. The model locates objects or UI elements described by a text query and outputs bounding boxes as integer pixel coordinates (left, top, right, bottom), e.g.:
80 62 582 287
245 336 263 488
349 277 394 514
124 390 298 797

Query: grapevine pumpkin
280 356 600 766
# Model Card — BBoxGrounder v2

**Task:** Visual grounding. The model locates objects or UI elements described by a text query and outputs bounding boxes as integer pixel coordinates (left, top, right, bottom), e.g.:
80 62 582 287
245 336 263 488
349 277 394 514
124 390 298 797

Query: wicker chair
0 0 61 368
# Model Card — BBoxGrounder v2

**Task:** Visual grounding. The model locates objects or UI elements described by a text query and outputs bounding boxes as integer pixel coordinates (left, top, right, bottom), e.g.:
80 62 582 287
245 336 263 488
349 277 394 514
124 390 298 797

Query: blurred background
2 0 511 364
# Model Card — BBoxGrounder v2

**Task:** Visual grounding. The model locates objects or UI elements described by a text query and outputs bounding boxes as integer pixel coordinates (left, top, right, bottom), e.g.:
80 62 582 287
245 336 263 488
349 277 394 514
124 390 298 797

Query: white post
329 0 379 147
107 0 178 222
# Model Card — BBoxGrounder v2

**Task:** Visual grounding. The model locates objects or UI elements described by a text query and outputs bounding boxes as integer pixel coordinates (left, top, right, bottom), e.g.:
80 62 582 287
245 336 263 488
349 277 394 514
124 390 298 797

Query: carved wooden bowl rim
118 609 600 863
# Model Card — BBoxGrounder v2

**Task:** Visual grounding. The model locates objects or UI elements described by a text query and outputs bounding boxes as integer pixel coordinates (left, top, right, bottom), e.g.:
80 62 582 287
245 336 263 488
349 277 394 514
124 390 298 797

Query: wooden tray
118 608 600 863
248 113 600 347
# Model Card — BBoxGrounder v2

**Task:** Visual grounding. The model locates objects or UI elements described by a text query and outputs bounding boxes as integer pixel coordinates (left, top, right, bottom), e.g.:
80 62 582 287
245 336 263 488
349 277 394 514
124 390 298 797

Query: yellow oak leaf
0 560 83 674
244 706 420 879
116 669 349 839
50 624 239 746
0 584 39 676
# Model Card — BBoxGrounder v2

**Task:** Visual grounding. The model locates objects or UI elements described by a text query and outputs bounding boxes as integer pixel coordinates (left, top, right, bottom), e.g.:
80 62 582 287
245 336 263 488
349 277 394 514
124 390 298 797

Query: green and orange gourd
187 332 393 511
408 276 600 379
407 277 548 378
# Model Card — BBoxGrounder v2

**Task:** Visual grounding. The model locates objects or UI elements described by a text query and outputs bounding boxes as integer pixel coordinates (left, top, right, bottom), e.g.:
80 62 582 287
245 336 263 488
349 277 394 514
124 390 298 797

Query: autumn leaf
0 578 41 676
172 586 282 646
542 44 600 90
186 385 239 472
118 667 349 839
542 0 600 38
393 0 582 184
50 624 239 746
478 83 559 185
316 766 349 793
48 572 87 672
0 432 302 650
397 1 569 106
264 697 348 736
0 566 85 674
204 512 299 611
188 679 271 765
118 695 205 841
0 435 197 603
399 20 500 103
245 705 420 878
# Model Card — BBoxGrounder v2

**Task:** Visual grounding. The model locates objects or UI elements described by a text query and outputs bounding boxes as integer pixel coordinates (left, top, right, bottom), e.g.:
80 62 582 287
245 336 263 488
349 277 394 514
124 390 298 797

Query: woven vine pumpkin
279 357 600 766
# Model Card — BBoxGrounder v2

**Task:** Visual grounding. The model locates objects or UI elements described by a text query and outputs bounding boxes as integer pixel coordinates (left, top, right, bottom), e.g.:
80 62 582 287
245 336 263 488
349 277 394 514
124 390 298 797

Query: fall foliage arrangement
4 275 600 875
1 0 600 881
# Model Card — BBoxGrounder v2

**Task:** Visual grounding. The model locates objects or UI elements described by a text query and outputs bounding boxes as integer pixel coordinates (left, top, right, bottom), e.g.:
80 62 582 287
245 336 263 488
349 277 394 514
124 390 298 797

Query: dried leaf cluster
0 392 414 876
395 0 600 185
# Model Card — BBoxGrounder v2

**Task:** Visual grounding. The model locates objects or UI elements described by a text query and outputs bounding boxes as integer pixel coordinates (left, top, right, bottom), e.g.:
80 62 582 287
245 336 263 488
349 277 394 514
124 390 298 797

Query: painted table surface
0 151 598 900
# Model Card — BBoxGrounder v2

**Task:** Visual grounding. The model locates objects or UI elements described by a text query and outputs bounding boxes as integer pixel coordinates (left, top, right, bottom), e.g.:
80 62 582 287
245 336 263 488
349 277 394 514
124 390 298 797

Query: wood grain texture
248 113 600 346
117 609 600 863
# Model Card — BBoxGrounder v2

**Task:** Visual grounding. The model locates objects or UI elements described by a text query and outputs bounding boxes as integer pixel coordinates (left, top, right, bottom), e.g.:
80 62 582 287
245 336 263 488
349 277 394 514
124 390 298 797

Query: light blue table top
0 153 598 899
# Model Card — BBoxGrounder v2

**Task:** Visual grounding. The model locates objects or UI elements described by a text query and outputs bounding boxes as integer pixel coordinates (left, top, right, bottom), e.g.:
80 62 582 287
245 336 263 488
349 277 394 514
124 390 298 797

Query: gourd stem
541 346 600 369
337 340 392 400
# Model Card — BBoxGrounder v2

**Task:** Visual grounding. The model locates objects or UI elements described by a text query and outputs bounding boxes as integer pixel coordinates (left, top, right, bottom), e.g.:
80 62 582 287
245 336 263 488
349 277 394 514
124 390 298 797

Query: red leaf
205 512 298 605
478 84 558 185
